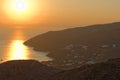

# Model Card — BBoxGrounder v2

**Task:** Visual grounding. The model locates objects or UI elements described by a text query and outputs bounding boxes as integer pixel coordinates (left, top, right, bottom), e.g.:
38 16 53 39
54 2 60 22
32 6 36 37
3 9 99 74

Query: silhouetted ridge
0 58 120 80
24 22 120 69
24 22 120 51
0 60 60 80
47 58 120 80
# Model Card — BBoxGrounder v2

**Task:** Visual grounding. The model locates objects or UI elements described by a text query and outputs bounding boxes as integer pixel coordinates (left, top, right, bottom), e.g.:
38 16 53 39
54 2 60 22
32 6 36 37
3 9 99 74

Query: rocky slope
0 60 60 80
24 22 120 69
47 58 120 80
0 59 120 80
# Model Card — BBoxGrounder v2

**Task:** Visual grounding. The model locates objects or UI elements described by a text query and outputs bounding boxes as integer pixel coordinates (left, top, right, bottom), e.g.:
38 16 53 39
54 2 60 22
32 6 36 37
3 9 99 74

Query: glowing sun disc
14 0 27 12
2 0 42 24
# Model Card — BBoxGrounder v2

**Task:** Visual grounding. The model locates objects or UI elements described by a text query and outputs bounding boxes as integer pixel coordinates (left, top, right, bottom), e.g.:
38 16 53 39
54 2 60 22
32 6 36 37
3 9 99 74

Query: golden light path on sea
7 30 29 60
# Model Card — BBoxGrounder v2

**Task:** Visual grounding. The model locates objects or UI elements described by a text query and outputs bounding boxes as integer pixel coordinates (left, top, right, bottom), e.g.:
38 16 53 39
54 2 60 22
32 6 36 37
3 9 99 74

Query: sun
2 0 42 24
13 0 28 13
14 0 27 12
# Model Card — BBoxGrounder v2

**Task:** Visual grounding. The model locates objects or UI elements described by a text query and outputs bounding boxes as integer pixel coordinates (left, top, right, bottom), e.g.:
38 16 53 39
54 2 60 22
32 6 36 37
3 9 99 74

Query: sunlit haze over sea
0 26 65 62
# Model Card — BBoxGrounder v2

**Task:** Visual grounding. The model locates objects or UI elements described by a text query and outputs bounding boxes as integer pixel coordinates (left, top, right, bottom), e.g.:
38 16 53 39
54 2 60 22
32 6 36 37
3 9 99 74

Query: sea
0 25 65 62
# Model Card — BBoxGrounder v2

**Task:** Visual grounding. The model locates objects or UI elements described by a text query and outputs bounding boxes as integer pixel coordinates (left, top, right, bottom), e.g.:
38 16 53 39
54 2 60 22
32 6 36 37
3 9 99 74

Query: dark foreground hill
24 22 120 69
47 58 120 80
0 60 60 80
0 59 120 80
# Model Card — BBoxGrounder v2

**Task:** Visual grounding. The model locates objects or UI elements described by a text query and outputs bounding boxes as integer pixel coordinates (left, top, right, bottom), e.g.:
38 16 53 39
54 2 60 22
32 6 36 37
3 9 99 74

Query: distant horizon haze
0 0 120 28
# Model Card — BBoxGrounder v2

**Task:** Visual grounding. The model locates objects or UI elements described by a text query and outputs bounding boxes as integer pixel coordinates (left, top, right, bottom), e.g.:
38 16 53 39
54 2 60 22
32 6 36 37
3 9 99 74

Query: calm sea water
0 26 65 62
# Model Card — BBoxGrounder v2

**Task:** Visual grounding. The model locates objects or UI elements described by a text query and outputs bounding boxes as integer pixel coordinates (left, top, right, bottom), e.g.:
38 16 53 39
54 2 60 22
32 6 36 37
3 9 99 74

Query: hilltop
0 58 120 80
0 60 60 80
47 58 120 80
24 22 120 69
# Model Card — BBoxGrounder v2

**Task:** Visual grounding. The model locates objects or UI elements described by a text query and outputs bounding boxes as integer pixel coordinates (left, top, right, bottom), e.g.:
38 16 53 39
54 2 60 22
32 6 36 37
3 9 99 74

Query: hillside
0 59 120 80
0 60 60 80
24 22 120 69
47 58 120 80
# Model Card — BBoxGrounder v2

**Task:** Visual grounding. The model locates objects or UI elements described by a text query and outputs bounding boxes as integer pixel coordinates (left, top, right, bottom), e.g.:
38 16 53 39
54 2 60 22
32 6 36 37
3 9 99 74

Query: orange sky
0 0 49 25
0 0 120 27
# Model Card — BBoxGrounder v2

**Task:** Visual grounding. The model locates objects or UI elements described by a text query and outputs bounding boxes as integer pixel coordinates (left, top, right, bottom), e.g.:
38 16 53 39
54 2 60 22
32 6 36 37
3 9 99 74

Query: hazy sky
45 0 120 26
0 0 120 27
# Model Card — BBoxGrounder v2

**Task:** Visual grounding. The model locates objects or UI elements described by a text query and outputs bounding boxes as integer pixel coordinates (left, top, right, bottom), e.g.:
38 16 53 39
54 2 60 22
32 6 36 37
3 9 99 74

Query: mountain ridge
24 22 120 69
0 60 60 80
47 58 120 80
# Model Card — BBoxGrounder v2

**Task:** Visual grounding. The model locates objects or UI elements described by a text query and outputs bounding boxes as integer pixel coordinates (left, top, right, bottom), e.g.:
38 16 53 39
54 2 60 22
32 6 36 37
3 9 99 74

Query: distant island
24 22 120 69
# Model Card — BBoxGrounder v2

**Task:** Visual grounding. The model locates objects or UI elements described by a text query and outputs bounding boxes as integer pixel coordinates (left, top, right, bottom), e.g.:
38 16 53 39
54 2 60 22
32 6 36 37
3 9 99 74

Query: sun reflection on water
8 40 29 60
7 29 29 60
2 29 52 62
